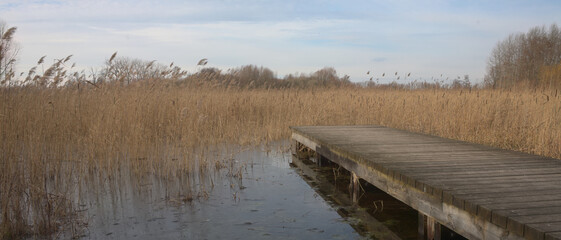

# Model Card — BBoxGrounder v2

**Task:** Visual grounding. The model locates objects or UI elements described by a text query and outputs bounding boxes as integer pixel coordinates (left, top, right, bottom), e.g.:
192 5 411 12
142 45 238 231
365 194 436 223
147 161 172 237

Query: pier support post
317 155 327 167
419 213 441 240
349 172 360 203
291 139 298 155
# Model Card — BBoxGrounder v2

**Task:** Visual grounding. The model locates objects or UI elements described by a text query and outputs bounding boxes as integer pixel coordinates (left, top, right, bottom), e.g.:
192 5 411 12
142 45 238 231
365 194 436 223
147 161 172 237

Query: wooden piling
349 171 360 203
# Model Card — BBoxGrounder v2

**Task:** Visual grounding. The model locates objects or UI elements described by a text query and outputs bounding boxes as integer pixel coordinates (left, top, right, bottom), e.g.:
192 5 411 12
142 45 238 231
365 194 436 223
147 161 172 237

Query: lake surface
71 142 419 239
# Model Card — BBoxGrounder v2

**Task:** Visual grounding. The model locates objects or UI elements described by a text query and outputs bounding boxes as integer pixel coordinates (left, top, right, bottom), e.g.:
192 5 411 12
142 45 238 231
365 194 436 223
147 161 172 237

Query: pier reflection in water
292 154 418 240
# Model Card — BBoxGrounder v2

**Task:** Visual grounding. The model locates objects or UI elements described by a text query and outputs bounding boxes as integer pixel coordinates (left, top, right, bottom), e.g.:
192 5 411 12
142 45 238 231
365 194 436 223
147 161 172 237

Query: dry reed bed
1 85 560 237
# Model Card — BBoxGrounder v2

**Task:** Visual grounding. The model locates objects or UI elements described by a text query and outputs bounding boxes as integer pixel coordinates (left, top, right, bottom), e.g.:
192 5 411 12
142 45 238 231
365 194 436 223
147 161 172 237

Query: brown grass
1 82 561 238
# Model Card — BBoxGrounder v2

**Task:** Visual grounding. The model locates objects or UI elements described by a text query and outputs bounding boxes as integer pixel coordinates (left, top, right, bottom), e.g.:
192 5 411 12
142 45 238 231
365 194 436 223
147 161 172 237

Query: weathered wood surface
290 125 561 240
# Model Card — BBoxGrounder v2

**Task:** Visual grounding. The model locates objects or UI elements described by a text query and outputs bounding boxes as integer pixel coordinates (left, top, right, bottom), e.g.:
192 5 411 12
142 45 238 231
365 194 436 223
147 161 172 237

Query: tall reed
1 82 560 238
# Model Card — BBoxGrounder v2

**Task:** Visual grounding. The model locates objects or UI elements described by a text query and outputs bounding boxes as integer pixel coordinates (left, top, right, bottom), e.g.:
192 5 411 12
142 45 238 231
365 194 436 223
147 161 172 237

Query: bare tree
485 23 561 88
0 21 18 85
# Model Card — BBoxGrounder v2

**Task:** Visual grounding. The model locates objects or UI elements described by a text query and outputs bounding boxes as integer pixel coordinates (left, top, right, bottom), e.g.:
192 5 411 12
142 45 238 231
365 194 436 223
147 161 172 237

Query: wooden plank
507 214 561 237
468 194 561 213
443 192 561 222
448 181 561 194
478 200 561 231
442 178 561 192
491 207 561 233
380 159 554 171
525 222 561 240
431 173 561 187
408 167 561 180
372 160 549 174
402 172 561 197
341 143 487 154
463 193 561 216
462 189 561 200
397 166 561 183
420 177 561 196
397 175 561 202
384 158 557 169
546 232 561 240
495 207 561 217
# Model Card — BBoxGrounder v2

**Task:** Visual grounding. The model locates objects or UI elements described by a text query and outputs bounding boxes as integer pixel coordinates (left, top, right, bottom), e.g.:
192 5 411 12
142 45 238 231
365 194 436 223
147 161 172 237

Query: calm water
70 142 419 239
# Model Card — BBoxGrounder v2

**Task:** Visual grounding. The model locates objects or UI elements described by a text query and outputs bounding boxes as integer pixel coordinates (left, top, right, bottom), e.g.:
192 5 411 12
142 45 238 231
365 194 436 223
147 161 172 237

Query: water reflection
73 143 371 239
291 156 418 240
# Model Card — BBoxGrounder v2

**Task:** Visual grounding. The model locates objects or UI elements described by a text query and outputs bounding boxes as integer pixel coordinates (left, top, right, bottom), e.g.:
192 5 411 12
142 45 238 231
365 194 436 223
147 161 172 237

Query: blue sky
1 0 561 83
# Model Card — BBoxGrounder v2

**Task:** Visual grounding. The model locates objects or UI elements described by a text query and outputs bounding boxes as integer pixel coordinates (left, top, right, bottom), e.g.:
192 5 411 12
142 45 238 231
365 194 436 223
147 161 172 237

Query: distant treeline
86 56 477 89
70 57 476 90
187 65 354 89
2 51 469 90
91 56 358 89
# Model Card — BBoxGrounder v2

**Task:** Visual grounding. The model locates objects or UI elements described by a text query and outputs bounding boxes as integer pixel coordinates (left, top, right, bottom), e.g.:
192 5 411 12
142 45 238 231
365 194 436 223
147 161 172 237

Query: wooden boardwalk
290 125 561 240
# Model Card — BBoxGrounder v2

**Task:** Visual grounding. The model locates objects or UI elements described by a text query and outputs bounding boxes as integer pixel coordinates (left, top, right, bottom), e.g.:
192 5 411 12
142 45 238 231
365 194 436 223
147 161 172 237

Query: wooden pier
290 125 561 240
